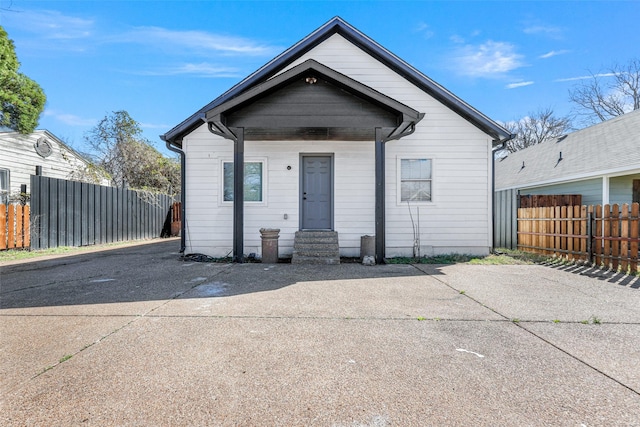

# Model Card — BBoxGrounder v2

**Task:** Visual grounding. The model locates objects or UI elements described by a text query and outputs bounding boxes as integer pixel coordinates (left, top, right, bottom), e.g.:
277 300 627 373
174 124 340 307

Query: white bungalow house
162 17 511 263
0 129 109 203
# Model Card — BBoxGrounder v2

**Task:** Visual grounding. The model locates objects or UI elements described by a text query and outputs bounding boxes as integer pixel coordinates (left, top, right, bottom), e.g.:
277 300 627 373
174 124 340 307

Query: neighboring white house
495 109 640 206
162 17 511 262
0 129 109 203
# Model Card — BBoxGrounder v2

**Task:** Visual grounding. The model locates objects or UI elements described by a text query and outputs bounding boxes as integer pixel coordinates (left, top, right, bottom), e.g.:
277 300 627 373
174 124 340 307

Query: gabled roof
205 59 424 142
495 109 640 190
161 16 510 146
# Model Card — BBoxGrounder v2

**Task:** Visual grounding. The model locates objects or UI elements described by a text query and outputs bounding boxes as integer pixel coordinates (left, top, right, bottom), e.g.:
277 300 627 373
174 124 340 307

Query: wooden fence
517 203 640 273
170 202 181 236
519 194 582 208
30 175 172 250
1 204 30 250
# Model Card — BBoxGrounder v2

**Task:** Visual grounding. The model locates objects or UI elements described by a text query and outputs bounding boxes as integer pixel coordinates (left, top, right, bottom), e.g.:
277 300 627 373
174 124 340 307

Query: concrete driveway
1 240 640 426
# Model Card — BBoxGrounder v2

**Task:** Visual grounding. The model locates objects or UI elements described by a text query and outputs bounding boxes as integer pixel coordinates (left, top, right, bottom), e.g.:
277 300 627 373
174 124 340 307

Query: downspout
164 138 186 254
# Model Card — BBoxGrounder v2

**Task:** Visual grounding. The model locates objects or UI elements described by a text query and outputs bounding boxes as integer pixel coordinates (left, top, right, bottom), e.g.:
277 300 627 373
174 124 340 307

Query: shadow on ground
0 240 447 310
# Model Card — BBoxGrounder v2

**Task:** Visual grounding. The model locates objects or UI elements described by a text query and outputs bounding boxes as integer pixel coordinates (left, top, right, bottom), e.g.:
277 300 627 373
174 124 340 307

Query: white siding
183 126 376 257
183 34 494 258
0 131 104 198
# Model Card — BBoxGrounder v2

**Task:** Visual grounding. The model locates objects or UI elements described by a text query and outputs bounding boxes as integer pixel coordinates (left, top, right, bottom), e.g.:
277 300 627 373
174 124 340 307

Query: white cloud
539 50 570 59
139 122 173 130
44 110 96 127
523 24 563 39
414 22 434 39
130 62 241 78
114 26 281 57
7 9 94 40
555 72 617 82
506 81 534 89
451 41 525 77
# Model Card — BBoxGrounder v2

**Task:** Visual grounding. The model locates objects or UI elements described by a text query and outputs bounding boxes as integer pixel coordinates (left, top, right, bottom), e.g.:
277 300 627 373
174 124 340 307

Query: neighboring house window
223 161 264 202
0 169 8 204
399 158 432 202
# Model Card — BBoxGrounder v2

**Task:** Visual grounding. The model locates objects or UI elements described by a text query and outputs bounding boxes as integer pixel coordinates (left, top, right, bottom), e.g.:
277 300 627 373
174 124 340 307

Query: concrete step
293 242 340 252
291 255 341 265
292 231 340 265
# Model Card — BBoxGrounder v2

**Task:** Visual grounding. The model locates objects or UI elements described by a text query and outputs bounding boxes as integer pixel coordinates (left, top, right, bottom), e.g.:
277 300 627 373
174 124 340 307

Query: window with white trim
400 158 432 202
222 161 264 202
0 169 8 204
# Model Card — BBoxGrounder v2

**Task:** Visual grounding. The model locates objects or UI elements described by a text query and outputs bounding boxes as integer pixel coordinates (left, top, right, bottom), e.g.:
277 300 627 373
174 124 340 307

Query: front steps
292 231 340 265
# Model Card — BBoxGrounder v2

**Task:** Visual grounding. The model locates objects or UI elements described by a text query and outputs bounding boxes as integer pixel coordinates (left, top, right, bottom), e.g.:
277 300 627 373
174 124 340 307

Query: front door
301 155 333 230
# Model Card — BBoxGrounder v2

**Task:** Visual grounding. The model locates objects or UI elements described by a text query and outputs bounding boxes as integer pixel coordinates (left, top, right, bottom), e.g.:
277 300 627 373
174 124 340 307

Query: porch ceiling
205 59 423 141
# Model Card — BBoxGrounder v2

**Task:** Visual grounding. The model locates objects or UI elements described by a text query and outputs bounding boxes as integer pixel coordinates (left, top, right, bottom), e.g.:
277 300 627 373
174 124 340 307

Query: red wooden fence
518 203 640 273
1 204 30 250
170 202 181 236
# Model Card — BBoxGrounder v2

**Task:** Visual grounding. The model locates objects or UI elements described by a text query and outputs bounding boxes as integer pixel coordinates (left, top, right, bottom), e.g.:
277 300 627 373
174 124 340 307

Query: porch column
375 127 385 263
233 128 244 263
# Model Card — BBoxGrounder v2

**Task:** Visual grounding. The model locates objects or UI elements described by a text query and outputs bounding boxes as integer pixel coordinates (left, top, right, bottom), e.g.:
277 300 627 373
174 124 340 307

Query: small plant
434 317 441 321
59 354 72 363
582 316 602 325
512 318 520 323
416 316 426 321
459 290 466 295
552 319 561 323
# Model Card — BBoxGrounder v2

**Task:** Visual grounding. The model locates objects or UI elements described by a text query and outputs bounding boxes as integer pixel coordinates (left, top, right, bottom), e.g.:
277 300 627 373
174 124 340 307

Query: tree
502 108 573 153
85 111 180 194
0 25 46 134
568 58 640 125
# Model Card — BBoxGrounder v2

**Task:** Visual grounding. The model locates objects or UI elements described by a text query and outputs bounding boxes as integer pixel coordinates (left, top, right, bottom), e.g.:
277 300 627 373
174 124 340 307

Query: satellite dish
34 137 53 158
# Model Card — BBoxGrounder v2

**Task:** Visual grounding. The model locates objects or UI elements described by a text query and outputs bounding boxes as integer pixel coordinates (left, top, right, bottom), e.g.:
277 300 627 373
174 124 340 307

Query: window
223 161 264 202
400 159 432 202
0 169 8 204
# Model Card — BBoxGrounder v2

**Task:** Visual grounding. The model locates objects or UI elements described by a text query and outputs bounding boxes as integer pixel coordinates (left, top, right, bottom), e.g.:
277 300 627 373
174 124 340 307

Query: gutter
162 136 186 254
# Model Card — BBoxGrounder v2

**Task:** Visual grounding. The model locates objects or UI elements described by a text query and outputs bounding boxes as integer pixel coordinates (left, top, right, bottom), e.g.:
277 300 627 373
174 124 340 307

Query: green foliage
0 26 47 134
84 111 180 194
387 254 481 264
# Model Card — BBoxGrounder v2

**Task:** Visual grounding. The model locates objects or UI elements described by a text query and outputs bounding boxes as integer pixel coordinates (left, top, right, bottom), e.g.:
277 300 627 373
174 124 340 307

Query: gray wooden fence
494 189 518 249
30 175 172 250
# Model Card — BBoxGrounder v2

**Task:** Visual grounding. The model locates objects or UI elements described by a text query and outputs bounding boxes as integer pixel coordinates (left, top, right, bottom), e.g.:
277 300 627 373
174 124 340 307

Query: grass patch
387 254 483 265
0 246 84 262
0 240 162 263
386 249 552 266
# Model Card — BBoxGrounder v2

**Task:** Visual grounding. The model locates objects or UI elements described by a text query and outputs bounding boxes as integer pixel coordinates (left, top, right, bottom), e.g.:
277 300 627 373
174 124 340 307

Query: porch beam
375 127 385 263
233 128 245 263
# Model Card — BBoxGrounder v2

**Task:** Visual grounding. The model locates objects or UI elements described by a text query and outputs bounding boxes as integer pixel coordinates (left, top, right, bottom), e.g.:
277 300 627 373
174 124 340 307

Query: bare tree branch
569 58 640 125
501 107 573 153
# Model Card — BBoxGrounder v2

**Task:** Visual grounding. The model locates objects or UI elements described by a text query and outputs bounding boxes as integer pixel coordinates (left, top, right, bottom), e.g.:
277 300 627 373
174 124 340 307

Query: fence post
587 209 593 264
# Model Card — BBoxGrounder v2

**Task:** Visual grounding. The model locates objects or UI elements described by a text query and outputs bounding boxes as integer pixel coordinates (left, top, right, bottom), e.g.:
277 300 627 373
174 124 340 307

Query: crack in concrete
411 264 640 397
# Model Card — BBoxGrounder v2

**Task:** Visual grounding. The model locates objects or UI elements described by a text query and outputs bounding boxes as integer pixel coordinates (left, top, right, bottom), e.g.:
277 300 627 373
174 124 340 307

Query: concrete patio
1 240 639 426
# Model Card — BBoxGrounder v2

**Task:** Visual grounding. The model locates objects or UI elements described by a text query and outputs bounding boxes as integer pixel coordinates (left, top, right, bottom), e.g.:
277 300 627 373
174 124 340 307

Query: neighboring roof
495 109 640 190
161 16 510 146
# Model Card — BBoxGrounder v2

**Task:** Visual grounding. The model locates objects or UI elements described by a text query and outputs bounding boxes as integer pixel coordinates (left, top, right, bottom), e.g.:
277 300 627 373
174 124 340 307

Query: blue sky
2 0 638 156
